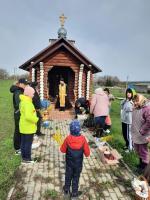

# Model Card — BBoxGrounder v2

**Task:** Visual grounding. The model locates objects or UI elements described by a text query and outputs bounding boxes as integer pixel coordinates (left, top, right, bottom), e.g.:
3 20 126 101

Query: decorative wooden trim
31 62 35 82
78 64 84 98
86 70 91 100
40 62 44 100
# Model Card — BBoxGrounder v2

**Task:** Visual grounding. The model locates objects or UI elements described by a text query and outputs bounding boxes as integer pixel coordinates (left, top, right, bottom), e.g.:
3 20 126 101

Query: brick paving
8 117 135 200
48 103 74 120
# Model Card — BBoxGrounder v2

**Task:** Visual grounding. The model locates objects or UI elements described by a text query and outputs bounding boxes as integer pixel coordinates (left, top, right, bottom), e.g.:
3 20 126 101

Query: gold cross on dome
59 14 67 27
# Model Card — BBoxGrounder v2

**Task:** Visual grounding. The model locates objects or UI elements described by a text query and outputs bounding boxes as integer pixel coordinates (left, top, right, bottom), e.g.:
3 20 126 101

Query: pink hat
24 86 35 98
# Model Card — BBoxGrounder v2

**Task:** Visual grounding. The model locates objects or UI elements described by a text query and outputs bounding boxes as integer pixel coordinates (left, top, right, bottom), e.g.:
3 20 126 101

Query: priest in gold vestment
55 78 72 111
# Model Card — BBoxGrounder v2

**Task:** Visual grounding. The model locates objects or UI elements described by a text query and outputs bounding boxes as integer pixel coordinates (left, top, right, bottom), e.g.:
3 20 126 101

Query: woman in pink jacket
90 87 110 137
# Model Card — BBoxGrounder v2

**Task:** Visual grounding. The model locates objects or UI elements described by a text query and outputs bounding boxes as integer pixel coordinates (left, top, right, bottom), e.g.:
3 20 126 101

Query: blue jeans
94 116 106 129
21 134 34 161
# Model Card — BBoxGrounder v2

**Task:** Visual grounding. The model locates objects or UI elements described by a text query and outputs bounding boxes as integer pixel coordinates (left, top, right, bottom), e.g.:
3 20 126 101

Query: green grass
0 80 21 200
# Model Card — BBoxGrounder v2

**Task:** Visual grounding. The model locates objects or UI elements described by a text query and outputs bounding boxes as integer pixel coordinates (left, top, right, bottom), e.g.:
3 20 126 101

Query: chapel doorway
48 66 75 102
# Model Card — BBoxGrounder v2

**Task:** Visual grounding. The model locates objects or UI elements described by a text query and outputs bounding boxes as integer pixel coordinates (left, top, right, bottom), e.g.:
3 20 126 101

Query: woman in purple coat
131 94 150 172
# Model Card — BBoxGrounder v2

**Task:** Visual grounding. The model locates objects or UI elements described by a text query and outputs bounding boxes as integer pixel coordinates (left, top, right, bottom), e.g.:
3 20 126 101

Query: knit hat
70 120 81 136
24 86 35 98
18 78 28 85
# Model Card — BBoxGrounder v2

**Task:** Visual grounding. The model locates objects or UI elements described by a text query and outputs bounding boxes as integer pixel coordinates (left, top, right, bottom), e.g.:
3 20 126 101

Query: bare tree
0 68 9 80
9 73 29 80
95 75 120 86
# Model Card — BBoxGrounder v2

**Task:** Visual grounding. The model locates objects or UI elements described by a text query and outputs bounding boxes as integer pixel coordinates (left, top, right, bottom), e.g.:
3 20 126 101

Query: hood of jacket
10 85 23 93
66 135 86 150
95 88 105 96
20 94 32 102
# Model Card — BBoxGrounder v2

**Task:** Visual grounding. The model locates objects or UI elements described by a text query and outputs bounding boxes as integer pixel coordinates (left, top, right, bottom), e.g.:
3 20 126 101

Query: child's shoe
71 194 78 200
63 193 70 200
124 149 130 153
63 186 70 200
104 129 110 134
21 159 37 164
15 149 21 155
71 191 82 199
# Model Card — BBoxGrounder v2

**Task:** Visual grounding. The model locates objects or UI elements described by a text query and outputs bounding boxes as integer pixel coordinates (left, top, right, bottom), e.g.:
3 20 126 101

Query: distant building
131 83 150 93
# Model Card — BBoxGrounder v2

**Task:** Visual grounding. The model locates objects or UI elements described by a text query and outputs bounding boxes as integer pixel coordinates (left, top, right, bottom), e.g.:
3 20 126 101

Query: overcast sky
0 0 150 81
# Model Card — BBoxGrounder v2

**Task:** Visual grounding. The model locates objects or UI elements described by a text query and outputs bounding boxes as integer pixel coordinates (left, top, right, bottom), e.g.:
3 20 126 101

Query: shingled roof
19 37 102 73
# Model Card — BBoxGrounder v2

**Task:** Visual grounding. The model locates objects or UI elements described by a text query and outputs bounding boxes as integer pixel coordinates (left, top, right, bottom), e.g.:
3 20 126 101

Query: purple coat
131 101 150 144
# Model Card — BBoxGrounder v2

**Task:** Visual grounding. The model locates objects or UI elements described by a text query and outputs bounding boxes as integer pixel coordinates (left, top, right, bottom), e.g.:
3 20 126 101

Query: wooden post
86 69 91 100
40 62 44 100
31 62 35 82
78 64 84 98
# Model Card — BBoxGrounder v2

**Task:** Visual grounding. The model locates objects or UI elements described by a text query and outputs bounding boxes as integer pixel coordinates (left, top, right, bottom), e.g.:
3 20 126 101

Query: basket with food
132 176 150 200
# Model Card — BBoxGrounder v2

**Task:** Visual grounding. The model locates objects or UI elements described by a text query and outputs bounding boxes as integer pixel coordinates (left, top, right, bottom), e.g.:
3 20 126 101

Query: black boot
141 162 148 170
136 158 142 168
135 160 148 175
63 185 70 199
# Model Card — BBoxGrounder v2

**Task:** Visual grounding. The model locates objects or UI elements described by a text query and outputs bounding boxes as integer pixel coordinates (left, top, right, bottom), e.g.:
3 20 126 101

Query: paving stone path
8 120 135 200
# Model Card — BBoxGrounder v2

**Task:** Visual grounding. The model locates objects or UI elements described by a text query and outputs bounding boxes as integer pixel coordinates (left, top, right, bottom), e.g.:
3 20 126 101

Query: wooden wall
33 48 93 102
44 49 80 101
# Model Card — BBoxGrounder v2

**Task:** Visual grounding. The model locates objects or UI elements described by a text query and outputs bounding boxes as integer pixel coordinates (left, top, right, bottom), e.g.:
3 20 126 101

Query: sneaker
63 192 70 200
15 150 21 155
104 129 110 134
124 149 130 153
63 186 69 194
63 186 70 199
71 191 82 198
21 159 37 164
71 197 78 200
32 141 41 149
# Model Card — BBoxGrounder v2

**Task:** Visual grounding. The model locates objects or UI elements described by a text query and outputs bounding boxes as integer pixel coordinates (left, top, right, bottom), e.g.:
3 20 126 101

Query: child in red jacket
60 120 90 199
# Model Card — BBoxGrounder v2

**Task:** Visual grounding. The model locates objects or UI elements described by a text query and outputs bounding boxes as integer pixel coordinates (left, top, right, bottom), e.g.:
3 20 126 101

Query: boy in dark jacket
60 120 90 199
10 78 28 154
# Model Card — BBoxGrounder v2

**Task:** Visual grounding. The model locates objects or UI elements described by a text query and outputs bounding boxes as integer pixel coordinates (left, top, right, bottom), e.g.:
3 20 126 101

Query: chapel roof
19 37 102 73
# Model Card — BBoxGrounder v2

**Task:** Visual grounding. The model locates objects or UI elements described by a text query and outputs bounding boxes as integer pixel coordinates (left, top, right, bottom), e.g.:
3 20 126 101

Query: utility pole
126 75 129 89
14 67 17 80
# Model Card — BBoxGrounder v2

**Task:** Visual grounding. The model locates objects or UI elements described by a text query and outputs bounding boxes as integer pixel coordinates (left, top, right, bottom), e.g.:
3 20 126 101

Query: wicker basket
135 176 150 200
